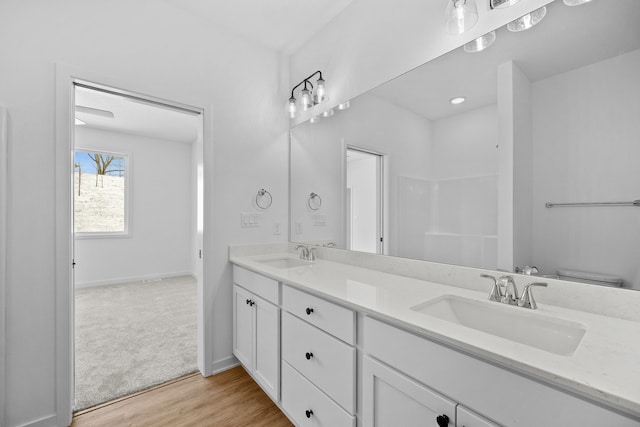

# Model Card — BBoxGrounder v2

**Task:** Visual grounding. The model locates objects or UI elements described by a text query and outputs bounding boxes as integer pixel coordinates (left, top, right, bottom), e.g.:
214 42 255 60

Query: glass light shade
321 109 334 118
463 31 496 53
314 78 327 104
445 0 479 35
507 6 547 32
288 97 297 119
563 0 593 5
301 88 313 111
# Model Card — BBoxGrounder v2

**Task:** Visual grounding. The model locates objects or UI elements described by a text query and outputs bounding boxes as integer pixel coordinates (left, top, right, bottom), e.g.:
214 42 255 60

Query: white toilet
556 268 623 287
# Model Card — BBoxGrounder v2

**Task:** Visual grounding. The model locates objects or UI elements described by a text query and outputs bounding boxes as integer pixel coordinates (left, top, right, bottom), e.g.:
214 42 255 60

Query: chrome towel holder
256 189 272 210
545 199 640 208
308 192 322 210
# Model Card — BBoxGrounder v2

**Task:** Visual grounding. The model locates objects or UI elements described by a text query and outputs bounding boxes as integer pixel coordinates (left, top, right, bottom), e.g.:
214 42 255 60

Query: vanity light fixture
464 31 496 52
450 96 466 105
507 6 547 32
288 70 328 118
563 0 593 5
445 0 479 35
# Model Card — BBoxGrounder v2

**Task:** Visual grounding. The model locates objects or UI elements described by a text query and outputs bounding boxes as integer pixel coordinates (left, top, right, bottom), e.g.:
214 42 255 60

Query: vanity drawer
282 284 355 344
233 265 279 304
281 361 355 427
282 311 356 414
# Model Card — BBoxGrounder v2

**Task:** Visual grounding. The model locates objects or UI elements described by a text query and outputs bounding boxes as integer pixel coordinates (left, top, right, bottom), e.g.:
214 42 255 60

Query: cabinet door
254 294 280 401
363 356 456 427
233 284 254 370
457 406 500 427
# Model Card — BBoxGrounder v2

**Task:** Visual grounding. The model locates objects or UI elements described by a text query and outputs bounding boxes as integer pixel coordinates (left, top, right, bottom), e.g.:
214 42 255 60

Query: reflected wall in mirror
290 0 640 290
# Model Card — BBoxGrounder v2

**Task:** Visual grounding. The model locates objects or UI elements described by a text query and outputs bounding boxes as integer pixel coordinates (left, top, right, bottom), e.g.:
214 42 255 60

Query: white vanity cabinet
364 316 639 427
232 266 280 401
281 284 357 427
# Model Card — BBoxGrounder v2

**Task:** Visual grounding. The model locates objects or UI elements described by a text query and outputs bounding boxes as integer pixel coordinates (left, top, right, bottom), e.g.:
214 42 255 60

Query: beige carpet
74 275 198 411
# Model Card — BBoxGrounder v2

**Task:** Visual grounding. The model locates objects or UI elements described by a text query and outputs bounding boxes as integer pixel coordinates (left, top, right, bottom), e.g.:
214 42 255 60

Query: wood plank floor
71 366 293 427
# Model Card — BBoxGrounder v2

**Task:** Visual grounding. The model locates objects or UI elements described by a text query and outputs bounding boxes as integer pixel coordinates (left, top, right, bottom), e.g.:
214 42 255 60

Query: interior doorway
346 147 383 254
71 83 204 411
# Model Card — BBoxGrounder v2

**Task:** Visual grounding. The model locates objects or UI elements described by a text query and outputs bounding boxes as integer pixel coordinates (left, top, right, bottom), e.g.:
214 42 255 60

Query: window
74 150 129 236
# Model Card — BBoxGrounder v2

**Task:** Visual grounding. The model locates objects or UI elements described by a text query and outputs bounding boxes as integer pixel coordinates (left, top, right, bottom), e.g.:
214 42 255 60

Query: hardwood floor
71 366 293 427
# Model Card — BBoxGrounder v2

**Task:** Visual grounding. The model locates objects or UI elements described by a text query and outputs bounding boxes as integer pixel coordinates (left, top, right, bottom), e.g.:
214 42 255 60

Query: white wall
290 93 432 255
0 1 288 426
531 49 640 289
74 127 192 287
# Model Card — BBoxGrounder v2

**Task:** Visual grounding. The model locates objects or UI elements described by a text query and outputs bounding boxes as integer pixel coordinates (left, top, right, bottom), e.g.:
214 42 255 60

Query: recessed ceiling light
450 97 466 105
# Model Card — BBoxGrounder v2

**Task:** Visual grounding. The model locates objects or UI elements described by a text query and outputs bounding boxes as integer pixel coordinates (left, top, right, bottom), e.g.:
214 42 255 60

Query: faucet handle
481 274 503 302
308 247 316 261
518 282 547 309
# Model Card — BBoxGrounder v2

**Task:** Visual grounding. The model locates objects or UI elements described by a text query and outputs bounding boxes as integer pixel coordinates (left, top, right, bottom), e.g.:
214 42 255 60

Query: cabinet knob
250 300 255 306
306 307 314 315
305 409 314 418
245 299 250 305
305 352 313 360
436 414 450 426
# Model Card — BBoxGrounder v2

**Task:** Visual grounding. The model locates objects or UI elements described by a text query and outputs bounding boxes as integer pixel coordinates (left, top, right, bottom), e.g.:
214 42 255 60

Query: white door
232 284 254 370
362 356 456 427
254 295 280 401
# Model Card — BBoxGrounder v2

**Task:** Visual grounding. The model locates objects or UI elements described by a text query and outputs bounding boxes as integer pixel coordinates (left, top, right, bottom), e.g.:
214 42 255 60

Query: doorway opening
346 147 384 254
71 83 204 411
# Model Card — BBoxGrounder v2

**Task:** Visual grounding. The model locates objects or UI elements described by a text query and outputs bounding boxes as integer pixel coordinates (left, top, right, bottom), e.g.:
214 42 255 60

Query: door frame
345 145 385 254
0 106 8 427
55 63 211 425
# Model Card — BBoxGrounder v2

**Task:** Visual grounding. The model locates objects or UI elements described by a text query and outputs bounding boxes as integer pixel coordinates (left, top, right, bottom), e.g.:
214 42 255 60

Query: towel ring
256 189 272 210
308 192 322 210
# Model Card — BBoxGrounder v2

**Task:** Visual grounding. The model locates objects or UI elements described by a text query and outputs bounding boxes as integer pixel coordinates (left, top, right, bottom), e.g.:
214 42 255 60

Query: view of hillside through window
74 150 127 234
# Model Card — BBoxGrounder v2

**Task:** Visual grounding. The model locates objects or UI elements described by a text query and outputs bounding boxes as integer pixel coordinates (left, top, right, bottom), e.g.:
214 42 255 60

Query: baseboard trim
211 356 239 376
14 414 57 427
75 271 195 289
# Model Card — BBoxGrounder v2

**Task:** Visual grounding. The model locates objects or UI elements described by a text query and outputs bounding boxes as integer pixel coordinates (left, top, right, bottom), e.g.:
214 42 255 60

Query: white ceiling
370 0 640 121
75 86 200 144
161 0 353 54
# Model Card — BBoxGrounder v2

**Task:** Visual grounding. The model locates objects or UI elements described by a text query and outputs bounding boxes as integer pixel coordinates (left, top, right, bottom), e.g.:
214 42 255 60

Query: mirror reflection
290 0 640 290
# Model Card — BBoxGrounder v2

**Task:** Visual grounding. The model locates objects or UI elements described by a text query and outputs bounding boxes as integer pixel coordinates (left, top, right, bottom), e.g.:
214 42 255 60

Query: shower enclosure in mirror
290 0 640 289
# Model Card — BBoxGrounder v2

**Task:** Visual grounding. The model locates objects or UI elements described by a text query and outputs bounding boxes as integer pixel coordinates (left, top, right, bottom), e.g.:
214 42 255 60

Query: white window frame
74 148 131 239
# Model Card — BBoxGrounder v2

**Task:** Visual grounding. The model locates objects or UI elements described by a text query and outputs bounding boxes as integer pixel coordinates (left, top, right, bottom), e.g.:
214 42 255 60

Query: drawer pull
436 414 450 426
305 409 314 419
246 299 255 306
306 307 314 315
305 352 314 360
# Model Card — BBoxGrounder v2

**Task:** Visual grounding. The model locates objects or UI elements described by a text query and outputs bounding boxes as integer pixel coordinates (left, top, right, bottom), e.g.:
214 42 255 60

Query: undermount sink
410 295 586 356
256 257 312 269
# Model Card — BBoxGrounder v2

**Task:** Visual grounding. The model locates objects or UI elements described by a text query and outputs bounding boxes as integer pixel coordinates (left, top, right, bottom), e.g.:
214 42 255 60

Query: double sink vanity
230 243 640 426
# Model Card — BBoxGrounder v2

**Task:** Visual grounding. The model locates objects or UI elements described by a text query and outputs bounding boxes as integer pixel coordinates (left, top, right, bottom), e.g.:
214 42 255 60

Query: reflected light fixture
309 116 321 124
287 70 328 118
450 96 466 105
464 31 496 53
445 0 479 35
507 6 547 32
490 0 521 8
337 100 350 110
321 109 335 118
563 0 593 5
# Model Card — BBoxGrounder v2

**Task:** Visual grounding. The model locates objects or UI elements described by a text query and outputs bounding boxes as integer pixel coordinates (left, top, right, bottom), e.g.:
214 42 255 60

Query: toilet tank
556 269 623 287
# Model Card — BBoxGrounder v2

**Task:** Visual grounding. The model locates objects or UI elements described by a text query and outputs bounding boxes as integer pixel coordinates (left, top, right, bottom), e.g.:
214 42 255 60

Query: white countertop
230 251 640 418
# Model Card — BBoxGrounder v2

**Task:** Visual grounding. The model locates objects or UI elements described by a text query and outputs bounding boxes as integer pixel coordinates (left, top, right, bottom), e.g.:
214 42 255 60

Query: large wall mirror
290 0 640 290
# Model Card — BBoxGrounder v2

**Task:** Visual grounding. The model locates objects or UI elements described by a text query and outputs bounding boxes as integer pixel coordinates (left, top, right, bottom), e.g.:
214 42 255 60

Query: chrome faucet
479 274 547 309
499 275 518 305
295 244 315 261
